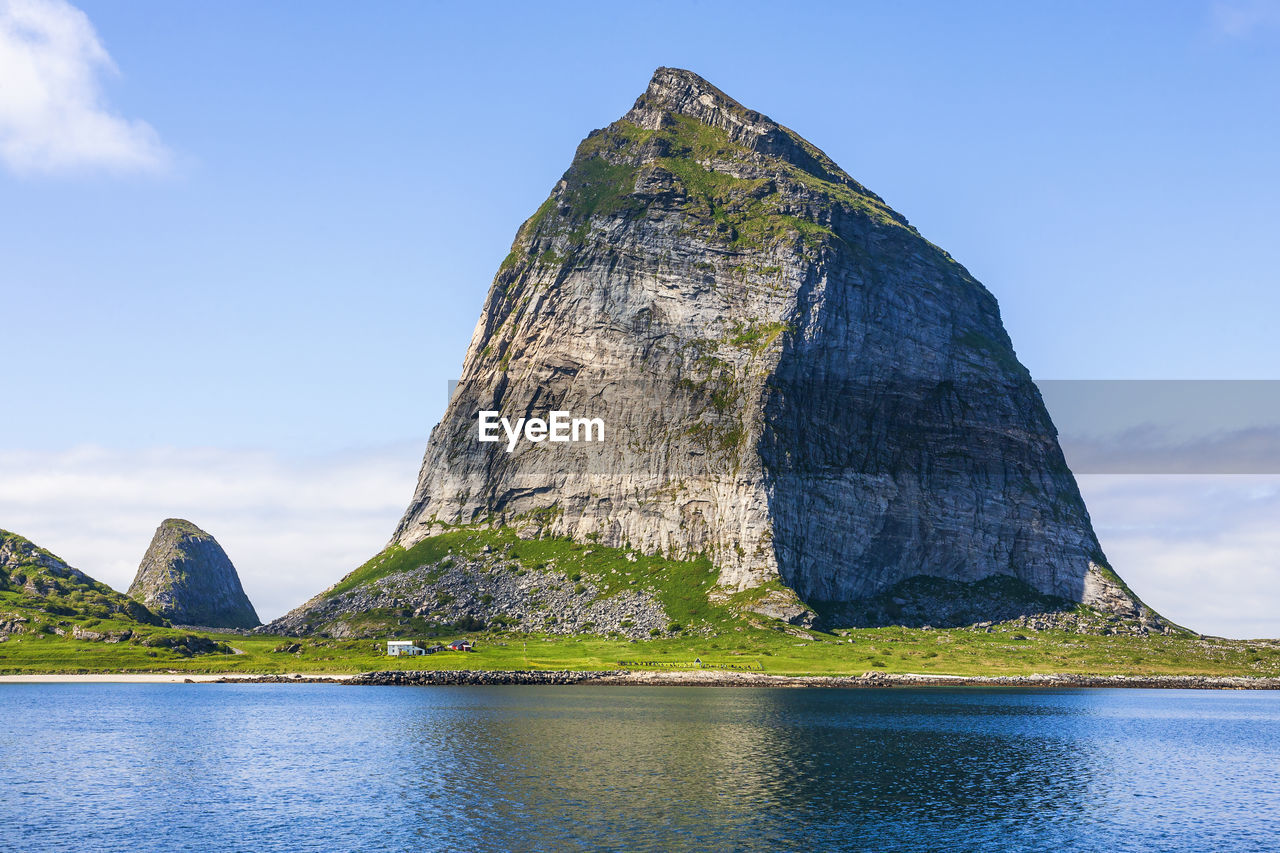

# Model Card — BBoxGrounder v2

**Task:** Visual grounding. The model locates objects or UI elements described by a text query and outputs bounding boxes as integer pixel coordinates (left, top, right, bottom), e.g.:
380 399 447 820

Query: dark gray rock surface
128 519 259 629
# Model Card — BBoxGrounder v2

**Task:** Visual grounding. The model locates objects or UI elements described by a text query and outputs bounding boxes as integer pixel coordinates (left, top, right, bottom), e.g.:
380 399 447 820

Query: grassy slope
3 527 1278 678
1 529 162 627
299 526 721 637
0 529 244 664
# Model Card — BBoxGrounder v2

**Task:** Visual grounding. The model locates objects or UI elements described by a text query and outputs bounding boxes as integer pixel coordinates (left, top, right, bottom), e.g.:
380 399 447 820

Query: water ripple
1 685 1278 852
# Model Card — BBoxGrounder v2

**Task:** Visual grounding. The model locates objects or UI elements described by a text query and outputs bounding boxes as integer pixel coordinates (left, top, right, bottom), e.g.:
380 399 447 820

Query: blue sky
2 0 1278 632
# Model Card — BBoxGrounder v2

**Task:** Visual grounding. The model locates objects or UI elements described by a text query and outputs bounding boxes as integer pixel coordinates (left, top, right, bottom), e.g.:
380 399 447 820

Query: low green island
3 526 1278 681
7 69 1272 688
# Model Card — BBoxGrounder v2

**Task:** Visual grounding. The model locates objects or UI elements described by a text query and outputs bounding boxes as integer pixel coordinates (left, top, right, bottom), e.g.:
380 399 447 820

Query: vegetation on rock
0 528 234 661
1 529 163 631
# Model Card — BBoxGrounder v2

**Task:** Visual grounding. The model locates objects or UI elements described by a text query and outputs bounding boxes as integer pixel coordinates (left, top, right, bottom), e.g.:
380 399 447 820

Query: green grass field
3 622 1278 678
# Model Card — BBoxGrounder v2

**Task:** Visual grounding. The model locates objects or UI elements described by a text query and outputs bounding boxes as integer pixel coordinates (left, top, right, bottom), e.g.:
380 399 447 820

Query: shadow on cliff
810 575 1075 630
756 235 1089 628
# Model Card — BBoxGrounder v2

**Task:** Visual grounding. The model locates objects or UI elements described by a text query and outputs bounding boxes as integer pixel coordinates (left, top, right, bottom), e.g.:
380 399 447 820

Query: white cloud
0 444 423 621
0 0 170 175
1077 474 1280 639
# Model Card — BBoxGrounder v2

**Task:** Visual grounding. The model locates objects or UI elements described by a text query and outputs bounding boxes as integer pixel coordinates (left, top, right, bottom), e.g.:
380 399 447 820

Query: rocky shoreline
6 670 1276 688
209 674 346 684
340 670 1280 689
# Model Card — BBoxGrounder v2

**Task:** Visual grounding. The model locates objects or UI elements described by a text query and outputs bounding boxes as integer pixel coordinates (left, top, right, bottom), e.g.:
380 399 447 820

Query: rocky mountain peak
619 67 889 208
128 519 259 629
625 67 764 131
385 68 1149 627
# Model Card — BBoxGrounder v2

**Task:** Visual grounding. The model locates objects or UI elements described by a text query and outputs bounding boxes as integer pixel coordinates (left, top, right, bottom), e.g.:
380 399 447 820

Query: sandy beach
0 673 351 684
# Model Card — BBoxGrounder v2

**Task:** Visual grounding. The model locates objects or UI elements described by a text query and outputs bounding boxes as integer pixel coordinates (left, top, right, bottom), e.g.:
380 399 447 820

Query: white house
386 640 425 656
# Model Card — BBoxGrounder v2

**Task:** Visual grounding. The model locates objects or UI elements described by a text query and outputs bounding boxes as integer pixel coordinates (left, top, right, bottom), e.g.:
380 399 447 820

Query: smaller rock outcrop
128 519 260 629
262 537 670 640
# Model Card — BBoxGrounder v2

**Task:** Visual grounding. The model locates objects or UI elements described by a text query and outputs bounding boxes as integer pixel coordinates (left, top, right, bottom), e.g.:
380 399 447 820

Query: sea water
1 685 1278 852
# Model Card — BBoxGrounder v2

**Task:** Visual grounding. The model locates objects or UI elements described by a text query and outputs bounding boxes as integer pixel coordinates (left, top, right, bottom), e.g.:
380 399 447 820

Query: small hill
263 527 702 639
0 528 164 638
128 519 260 629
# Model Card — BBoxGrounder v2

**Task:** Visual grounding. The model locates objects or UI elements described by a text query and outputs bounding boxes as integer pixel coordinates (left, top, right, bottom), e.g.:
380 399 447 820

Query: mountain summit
291 68 1155 634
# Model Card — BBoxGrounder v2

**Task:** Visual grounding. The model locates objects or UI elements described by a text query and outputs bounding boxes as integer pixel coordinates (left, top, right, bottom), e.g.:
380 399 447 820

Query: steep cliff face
391 68 1142 621
1 528 163 634
128 519 260 629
